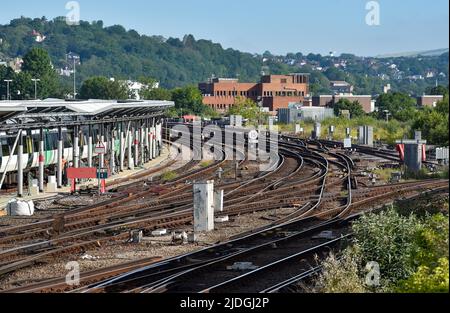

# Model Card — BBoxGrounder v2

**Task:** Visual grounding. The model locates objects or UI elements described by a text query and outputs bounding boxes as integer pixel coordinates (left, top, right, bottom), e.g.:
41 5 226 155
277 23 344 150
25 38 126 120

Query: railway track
0 124 447 293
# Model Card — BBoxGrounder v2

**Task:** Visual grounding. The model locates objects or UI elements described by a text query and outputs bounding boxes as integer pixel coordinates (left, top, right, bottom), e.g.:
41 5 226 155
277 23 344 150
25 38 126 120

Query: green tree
21 47 59 98
228 97 268 125
142 87 172 101
425 85 449 96
79 76 128 100
412 97 449 146
334 98 365 118
171 85 206 115
376 92 418 122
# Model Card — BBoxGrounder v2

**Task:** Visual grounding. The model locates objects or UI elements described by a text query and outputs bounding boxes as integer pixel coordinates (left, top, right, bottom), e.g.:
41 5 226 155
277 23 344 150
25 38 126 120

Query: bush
161 171 178 181
314 250 367 293
351 208 421 286
395 258 449 293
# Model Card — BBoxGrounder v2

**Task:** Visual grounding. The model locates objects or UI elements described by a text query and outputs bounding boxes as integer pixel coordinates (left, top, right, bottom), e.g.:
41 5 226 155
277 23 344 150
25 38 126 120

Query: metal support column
152 118 156 159
144 120 150 163
110 124 116 174
57 126 63 188
17 130 24 197
88 124 93 168
38 128 45 193
128 124 134 170
134 122 140 167
140 121 145 166
99 124 105 169
73 125 79 168
149 121 154 161
120 123 125 172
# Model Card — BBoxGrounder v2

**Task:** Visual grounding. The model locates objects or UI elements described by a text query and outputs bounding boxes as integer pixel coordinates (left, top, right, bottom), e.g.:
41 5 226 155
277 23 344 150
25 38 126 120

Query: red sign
67 167 97 179
396 144 405 161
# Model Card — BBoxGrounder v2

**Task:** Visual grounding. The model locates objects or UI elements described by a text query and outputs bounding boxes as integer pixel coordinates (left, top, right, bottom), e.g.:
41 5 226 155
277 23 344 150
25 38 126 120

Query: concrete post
17 131 23 197
57 127 63 188
214 189 224 213
144 123 150 163
313 123 321 139
120 123 125 172
88 125 93 168
194 180 215 232
38 128 45 193
128 126 134 170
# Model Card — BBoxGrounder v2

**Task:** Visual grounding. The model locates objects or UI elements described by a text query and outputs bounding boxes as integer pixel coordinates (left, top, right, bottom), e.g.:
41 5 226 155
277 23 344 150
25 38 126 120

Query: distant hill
376 48 449 58
0 17 448 95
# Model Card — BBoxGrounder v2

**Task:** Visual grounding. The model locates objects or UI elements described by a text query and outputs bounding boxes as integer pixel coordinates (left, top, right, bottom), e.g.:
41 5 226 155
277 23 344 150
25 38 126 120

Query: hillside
376 48 449 58
0 17 448 95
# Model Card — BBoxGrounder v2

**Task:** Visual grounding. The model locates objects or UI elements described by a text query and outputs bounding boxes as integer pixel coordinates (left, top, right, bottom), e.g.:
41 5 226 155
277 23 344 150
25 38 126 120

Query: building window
281 79 287 83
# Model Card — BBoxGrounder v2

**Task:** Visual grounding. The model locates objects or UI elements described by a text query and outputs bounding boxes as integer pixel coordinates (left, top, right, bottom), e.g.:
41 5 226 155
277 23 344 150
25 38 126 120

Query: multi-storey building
199 74 310 113
416 95 444 107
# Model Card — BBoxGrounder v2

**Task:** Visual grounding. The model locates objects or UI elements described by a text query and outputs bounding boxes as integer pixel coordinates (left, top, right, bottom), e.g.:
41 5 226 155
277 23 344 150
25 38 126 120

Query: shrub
395 258 449 293
313 250 367 293
161 171 178 181
351 208 421 286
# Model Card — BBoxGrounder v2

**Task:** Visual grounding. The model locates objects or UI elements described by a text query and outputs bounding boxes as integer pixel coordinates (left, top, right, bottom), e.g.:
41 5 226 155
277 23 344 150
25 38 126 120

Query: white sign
248 130 259 141
94 146 106 154
344 138 352 149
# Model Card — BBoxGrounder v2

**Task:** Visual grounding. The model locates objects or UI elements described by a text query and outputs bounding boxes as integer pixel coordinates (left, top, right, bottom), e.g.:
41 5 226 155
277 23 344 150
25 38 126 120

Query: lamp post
383 110 391 123
31 78 40 100
4 79 12 101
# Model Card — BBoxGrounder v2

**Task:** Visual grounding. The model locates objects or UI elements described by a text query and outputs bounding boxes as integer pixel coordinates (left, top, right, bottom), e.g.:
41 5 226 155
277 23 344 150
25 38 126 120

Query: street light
383 110 391 123
66 53 80 99
31 78 41 100
4 79 13 101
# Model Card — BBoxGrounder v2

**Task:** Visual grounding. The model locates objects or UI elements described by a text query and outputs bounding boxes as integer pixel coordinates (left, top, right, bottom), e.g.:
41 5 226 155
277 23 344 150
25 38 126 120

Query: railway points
0 116 448 293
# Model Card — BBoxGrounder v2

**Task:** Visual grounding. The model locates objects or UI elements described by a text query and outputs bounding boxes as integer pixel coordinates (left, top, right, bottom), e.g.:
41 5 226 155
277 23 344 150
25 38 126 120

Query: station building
0 98 174 197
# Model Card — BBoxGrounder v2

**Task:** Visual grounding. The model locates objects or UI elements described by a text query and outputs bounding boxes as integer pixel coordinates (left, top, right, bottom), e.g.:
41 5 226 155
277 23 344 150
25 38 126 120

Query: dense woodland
0 17 448 94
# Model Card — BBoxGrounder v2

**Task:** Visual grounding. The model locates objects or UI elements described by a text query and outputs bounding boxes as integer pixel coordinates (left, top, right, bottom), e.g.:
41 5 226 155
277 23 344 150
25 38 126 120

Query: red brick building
312 95 374 113
199 74 310 113
416 95 444 107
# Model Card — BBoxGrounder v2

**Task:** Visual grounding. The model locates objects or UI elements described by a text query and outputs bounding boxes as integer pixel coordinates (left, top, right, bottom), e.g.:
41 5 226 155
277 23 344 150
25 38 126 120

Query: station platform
0 145 173 214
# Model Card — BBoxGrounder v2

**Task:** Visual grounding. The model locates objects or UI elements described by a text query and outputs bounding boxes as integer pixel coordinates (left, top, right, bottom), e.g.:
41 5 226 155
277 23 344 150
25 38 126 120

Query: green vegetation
79 76 128 100
228 97 269 126
0 17 447 94
411 94 449 146
376 92 418 122
200 160 213 168
289 116 410 145
0 47 60 99
314 204 449 293
161 171 178 181
334 98 365 118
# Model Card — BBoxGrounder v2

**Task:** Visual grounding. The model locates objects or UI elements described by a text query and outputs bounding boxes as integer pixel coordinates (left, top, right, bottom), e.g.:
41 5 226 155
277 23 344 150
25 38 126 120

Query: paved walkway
0 145 173 213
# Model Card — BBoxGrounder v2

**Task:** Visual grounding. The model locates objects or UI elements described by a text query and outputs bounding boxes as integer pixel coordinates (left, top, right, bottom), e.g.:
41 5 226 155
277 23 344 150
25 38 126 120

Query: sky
0 0 448 56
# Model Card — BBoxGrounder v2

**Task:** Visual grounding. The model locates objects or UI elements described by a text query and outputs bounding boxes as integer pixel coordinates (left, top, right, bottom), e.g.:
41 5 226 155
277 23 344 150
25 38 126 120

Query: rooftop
0 98 174 130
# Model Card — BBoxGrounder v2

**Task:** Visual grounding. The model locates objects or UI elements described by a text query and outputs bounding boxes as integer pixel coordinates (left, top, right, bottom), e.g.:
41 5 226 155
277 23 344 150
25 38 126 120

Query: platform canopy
0 99 174 130
0 104 27 123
